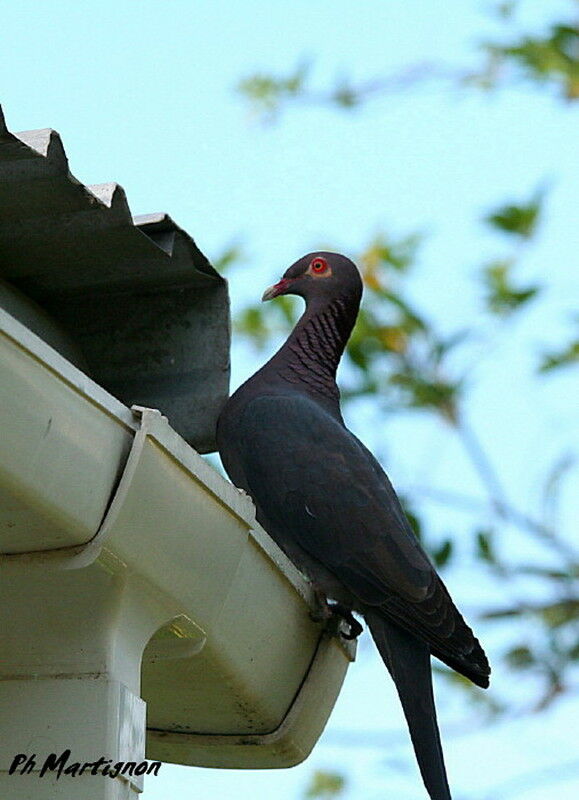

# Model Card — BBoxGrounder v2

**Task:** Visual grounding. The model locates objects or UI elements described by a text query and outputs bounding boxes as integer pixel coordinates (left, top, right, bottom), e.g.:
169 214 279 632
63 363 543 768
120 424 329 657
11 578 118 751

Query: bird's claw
329 602 363 640
309 588 362 640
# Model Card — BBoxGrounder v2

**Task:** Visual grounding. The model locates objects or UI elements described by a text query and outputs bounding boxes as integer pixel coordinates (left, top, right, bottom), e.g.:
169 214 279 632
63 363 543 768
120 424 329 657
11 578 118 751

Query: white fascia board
0 308 355 770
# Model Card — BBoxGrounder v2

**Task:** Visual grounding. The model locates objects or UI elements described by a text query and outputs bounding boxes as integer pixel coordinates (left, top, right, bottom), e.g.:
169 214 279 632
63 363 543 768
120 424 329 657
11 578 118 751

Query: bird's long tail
365 610 452 800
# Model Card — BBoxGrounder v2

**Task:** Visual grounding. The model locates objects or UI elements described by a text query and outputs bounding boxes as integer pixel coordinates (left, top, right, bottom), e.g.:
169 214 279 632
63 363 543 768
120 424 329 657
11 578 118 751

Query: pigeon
217 252 490 800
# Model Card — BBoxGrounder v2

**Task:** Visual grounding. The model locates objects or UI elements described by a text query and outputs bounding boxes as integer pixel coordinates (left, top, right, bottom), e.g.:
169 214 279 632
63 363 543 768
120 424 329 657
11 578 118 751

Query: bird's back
218 387 489 688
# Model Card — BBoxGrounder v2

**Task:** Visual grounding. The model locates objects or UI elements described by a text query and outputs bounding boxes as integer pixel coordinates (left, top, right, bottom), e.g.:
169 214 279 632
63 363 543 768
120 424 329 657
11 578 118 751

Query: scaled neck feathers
268 293 360 408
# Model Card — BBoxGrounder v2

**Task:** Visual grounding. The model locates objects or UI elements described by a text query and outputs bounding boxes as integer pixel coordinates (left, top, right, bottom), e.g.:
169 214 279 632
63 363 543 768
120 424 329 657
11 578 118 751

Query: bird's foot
329 602 363 640
309 587 363 640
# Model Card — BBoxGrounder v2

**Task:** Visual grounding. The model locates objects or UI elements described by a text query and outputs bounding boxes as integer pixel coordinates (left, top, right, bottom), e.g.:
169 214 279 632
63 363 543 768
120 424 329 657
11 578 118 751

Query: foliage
226 1 579 795
236 3 579 119
483 22 579 100
212 242 245 273
538 316 579 372
480 188 545 316
484 190 544 239
305 770 346 798
237 61 311 121
481 259 540 315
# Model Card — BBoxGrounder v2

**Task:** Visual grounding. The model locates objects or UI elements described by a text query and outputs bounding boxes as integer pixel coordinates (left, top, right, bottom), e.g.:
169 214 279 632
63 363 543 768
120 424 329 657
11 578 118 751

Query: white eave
0 306 355 768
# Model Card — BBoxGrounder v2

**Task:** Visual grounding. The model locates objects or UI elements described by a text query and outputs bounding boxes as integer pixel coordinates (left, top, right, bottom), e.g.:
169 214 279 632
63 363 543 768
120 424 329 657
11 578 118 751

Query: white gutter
0 309 355 799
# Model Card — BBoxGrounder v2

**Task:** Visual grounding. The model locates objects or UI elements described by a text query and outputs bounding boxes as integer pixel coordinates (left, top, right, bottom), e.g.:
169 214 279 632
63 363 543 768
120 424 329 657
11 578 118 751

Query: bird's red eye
310 257 328 274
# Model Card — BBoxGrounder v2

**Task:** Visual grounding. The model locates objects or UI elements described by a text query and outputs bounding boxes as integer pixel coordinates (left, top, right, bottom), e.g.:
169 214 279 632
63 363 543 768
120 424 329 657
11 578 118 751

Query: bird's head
262 251 363 307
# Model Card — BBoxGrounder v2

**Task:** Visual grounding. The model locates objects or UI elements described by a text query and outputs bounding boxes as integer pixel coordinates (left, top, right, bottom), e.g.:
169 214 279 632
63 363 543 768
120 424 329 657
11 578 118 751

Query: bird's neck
272 294 358 405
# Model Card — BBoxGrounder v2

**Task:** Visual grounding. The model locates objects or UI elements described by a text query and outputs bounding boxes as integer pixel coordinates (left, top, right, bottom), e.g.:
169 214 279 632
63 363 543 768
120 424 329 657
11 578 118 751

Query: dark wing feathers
236 395 434 599
225 393 489 687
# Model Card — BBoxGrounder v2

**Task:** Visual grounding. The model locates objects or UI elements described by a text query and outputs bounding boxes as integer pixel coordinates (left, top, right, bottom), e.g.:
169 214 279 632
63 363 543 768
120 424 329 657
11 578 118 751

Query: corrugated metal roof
0 105 229 453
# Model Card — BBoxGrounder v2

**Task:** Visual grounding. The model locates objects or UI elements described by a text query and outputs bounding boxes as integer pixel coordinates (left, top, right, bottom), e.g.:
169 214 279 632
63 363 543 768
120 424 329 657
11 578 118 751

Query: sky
1 1 578 799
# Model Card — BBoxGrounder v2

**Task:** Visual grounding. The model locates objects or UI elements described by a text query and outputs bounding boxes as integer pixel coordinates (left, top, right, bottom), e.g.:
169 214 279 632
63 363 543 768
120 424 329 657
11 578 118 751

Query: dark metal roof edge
0 104 224 287
0 104 230 453
134 212 221 283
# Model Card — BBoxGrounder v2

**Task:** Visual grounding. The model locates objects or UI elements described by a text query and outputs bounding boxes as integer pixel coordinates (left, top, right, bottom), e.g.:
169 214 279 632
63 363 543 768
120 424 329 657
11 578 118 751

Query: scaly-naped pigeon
217 252 490 800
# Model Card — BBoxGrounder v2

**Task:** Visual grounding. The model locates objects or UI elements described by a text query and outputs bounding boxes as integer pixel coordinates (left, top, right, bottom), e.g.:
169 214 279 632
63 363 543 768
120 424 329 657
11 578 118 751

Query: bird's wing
234 393 434 604
227 393 488 685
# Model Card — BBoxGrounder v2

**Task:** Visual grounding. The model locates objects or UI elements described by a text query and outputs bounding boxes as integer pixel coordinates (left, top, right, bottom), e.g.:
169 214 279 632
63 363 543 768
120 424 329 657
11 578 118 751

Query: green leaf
539 599 579 628
237 61 311 117
389 369 461 422
233 294 299 350
539 338 579 373
497 25 579 100
359 232 423 279
481 259 540 315
505 645 535 669
476 529 496 564
345 339 370 371
212 243 244 273
275 294 300 325
305 770 346 798
433 538 453 568
234 307 271 348
485 190 544 238
382 289 428 332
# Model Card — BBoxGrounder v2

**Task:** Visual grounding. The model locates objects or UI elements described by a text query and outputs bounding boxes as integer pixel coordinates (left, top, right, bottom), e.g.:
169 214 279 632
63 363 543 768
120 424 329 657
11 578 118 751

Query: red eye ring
310 257 328 273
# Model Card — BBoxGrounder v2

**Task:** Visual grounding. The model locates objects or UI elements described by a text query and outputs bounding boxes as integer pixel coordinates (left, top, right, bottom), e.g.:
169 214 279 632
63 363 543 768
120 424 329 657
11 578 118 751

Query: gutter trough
0 308 355 797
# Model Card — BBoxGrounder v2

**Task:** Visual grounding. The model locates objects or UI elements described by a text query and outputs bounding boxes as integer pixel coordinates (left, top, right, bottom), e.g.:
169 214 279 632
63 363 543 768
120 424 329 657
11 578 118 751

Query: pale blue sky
2 2 578 798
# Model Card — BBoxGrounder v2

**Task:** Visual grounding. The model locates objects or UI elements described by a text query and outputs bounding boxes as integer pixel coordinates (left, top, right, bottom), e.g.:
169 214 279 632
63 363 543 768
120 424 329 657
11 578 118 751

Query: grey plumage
217 252 490 800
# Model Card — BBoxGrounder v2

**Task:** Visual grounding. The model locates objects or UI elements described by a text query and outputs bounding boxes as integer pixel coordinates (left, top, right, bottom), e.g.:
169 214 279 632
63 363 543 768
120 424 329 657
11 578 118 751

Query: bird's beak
262 278 293 302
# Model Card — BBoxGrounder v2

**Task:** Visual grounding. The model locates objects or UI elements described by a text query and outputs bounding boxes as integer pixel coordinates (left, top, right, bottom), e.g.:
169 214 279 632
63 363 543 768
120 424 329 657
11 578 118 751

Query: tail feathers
365 610 452 800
